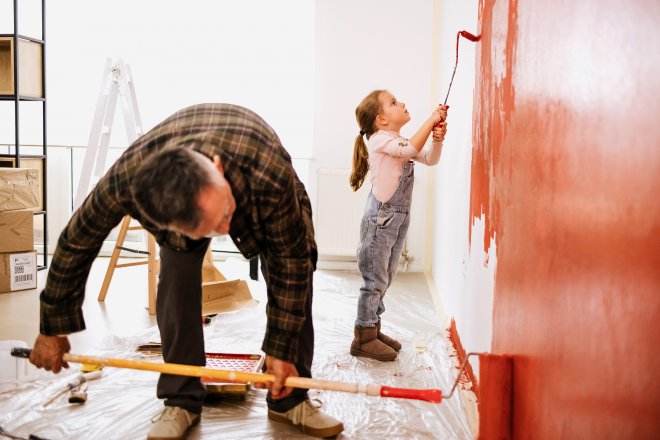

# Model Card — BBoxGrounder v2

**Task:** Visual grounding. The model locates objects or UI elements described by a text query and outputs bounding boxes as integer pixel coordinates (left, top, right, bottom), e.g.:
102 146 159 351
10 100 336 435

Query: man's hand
29 334 71 373
256 355 298 399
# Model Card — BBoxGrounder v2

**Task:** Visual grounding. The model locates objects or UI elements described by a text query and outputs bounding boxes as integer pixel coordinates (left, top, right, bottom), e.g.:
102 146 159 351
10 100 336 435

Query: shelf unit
0 0 48 270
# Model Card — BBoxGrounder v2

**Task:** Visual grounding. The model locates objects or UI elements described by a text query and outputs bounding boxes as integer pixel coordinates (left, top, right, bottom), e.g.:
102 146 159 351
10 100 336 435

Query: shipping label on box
0 168 40 211
0 209 34 253
0 250 37 293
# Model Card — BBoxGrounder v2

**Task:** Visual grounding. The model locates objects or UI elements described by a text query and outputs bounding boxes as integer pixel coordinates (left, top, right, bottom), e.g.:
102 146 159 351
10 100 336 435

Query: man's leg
262 256 314 413
156 239 210 414
263 256 344 438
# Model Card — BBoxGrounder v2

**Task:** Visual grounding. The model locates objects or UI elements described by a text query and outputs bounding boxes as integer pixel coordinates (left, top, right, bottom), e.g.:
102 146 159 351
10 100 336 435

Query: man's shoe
376 320 402 352
268 399 344 438
147 406 200 440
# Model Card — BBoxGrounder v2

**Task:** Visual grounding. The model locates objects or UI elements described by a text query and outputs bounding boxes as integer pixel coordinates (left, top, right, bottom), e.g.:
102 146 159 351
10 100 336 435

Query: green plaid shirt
41 103 317 363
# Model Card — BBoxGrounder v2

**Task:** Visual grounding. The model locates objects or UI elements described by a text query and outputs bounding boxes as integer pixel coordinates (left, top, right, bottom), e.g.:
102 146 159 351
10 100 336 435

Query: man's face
170 154 236 239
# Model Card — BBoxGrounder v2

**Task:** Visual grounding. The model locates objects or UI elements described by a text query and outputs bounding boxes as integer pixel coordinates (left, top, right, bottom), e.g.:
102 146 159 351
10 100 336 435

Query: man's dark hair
131 145 212 229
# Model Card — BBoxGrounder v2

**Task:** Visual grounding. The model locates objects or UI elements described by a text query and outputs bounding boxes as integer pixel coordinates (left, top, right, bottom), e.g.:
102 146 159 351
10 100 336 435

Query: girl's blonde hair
350 89 385 191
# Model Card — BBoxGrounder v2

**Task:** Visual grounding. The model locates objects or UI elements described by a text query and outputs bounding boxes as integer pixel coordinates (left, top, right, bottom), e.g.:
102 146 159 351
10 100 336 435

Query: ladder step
115 260 149 268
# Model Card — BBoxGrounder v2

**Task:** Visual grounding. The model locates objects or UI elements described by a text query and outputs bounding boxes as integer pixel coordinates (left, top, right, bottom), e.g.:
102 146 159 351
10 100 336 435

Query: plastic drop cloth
0 268 474 439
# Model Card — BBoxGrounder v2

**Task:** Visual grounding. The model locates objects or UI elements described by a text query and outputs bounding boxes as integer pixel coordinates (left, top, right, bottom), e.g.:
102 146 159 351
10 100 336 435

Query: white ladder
74 58 143 209
74 58 158 315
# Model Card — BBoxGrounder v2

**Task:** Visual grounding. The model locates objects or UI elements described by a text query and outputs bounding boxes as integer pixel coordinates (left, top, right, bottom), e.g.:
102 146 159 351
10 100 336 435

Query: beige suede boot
376 320 402 352
350 326 397 361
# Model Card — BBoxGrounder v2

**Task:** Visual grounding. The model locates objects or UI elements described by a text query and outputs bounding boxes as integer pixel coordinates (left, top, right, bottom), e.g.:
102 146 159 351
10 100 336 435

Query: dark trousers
156 239 209 414
155 240 315 414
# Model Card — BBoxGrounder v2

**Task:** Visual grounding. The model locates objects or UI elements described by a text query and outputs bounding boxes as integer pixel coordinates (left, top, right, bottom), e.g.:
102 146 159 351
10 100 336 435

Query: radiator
314 168 369 260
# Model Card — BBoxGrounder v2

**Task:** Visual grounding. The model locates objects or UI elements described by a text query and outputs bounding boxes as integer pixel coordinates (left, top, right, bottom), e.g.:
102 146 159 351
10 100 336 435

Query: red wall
471 0 660 437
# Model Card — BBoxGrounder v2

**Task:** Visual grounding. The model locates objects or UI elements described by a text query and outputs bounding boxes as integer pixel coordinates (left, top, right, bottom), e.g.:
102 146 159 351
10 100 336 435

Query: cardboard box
0 210 34 253
0 168 40 211
0 250 37 293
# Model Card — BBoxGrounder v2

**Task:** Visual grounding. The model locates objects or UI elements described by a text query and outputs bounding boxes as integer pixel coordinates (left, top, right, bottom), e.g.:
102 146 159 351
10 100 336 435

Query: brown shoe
268 399 344 438
376 320 402 352
350 325 397 361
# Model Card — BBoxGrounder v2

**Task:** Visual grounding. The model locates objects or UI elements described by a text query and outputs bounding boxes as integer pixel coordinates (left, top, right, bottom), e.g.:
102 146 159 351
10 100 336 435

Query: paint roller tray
202 352 264 400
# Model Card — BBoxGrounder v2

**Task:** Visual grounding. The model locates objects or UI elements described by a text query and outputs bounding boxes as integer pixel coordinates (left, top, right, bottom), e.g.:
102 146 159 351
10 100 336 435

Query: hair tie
359 130 366 136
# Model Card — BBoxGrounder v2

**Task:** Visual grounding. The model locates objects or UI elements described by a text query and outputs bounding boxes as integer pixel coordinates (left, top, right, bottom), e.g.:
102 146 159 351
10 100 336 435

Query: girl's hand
433 121 447 142
432 105 448 124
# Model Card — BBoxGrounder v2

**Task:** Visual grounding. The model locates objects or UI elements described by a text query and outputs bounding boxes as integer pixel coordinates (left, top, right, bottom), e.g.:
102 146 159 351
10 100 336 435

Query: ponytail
350 89 386 192
350 135 369 191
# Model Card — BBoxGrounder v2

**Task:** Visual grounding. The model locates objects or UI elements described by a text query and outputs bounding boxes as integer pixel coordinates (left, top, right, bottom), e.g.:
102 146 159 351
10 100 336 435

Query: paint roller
435 30 481 128
11 347 479 404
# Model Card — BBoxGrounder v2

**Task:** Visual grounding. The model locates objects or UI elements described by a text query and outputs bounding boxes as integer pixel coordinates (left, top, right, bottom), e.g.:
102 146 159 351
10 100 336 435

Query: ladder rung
115 260 149 268
127 226 144 230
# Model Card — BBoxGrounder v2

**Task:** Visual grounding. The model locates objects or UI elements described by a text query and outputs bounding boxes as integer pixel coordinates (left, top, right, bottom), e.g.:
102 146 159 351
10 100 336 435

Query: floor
0 256 475 439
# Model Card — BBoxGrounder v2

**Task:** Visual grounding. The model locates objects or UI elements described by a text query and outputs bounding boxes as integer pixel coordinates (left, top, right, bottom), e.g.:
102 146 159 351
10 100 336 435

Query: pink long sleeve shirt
367 130 443 202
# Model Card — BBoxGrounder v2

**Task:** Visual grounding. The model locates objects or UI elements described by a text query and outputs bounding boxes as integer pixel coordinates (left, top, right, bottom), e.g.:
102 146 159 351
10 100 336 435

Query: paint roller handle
380 386 442 403
11 347 32 358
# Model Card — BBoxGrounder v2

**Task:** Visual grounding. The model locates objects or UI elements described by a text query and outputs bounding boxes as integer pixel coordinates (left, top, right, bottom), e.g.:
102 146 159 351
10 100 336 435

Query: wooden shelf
0 36 43 98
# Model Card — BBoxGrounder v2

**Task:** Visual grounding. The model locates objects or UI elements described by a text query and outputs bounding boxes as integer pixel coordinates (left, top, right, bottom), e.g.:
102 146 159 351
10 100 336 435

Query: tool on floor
67 381 89 404
41 370 102 407
12 348 478 404
0 424 50 440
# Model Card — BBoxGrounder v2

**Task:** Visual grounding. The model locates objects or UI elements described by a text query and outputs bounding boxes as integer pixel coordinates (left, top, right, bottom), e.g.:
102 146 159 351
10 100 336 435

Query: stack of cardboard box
0 168 41 294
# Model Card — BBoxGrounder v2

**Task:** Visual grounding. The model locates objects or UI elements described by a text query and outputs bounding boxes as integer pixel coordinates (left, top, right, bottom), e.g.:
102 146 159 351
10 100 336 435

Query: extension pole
11 348 443 403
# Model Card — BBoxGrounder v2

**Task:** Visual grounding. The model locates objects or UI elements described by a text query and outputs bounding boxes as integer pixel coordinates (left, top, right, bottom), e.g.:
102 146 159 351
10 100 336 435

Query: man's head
131 143 235 238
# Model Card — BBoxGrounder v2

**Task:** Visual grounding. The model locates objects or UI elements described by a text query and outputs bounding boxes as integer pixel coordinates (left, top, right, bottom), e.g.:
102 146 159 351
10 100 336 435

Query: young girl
349 90 447 361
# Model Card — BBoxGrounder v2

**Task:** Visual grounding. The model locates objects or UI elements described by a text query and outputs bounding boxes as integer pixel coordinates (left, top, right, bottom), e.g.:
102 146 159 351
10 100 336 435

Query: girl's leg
356 205 409 325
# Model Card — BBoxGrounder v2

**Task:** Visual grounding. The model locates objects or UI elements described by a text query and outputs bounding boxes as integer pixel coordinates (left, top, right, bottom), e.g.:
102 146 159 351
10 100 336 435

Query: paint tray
202 353 264 400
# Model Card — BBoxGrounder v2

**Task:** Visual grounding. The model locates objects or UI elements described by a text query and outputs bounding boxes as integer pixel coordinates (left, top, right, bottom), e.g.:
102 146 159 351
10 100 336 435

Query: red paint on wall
447 318 479 395
471 0 660 437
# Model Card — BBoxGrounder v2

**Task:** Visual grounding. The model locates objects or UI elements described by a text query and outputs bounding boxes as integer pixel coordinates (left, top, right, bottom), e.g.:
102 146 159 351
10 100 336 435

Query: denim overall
356 161 414 327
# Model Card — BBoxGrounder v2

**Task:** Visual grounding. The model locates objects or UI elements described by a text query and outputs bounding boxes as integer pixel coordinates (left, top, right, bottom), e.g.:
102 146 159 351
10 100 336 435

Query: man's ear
212 155 224 175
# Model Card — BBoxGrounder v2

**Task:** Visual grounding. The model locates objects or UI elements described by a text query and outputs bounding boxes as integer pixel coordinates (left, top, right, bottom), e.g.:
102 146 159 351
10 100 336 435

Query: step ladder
74 58 159 314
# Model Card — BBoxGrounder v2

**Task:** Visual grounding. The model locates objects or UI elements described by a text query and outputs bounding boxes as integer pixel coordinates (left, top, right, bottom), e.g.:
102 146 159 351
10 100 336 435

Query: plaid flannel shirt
40 103 317 363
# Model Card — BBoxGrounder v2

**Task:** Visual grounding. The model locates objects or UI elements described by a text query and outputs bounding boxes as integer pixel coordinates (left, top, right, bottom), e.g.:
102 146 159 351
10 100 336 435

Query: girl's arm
415 122 447 165
409 105 447 151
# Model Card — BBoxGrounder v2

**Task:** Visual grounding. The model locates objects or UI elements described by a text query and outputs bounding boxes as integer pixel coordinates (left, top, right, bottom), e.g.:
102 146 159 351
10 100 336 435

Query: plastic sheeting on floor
0 268 475 439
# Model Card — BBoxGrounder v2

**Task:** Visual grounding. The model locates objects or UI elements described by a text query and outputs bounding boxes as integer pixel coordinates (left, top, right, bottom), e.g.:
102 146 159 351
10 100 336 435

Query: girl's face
377 91 411 131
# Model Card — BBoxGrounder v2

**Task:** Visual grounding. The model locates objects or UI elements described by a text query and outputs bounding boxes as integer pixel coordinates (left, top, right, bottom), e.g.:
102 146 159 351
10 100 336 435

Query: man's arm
40 173 125 336
260 171 313 364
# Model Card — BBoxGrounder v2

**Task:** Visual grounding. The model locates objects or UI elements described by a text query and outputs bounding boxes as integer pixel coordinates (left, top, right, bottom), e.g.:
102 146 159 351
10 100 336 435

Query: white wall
25 0 315 159
430 1 494 359
313 0 436 271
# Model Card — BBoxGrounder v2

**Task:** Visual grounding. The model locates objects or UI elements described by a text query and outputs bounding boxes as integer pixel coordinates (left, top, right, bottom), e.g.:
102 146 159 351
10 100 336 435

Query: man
29 104 344 439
